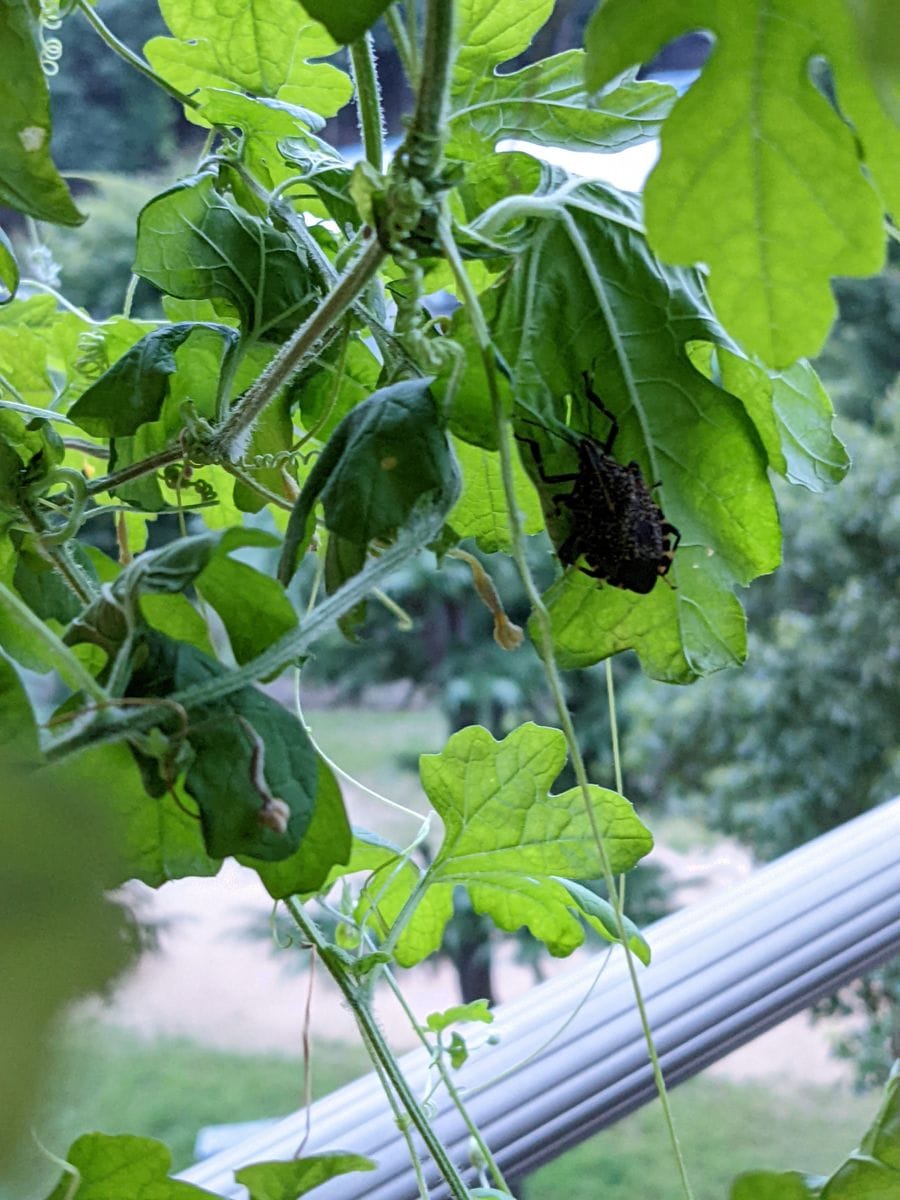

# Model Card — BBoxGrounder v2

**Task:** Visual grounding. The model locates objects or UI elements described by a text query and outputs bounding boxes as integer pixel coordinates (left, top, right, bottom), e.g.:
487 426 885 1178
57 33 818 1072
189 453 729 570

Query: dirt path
78 832 854 1085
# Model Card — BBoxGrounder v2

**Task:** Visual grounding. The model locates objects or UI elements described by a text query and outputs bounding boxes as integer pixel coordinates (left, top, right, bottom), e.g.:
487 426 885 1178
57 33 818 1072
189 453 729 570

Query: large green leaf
43 1134 215 1199
0 1 83 225
484 179 783 681
40 743 221 889
235 1152 376 1200
134 174 319 339
368 723 652 966
584 0 900 366
68 323 240 438
146 0 351 118
448 47 675 161
449 437 544 553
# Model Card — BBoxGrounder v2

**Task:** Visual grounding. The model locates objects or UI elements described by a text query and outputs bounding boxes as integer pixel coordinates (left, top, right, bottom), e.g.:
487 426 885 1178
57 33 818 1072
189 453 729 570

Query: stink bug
516 375 680 595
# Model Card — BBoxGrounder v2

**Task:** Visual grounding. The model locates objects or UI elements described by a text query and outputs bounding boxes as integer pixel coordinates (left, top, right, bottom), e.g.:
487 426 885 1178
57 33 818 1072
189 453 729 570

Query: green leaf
196 552 298 667
1 773 134 1170
247 757 352 899
454 0 555 94
584 0 899 366
39 743 221 889
139 593 216 656
235 1152 376 1200
299 0 392 45
486 180 780 680
134 174 319 339
448 47 675 161
731 1173 824 1200
449 437 544 552
688 344 850 493
374 723 652 966
68 323 239 438
859 1065 900 1171
552 877 651 965
0 226 18 304
146 0 351 117
44 1134 215 1199
538 548 748 683
279 378 461 581
0 1 84 226
128 633 322 862
425 999 494 1034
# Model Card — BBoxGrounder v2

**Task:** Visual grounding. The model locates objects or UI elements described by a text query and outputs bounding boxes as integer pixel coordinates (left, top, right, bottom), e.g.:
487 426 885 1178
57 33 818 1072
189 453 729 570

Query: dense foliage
1 1 898 1198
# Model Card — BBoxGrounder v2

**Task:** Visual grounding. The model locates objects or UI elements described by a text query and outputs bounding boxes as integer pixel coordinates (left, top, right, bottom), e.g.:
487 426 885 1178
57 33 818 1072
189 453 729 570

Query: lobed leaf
449 437 544 553
584 0 900 366
43 1134 214 1199
235 1152 376 1200
371 723 652 966
448 48 674 162
146 0 351 118
484 180 784 680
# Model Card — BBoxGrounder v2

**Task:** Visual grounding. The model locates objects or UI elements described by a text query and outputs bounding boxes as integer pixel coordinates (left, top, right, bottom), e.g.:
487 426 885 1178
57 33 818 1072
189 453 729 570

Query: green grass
4 1021 878 1200
524 1075 878 1200
0 1022 369 1200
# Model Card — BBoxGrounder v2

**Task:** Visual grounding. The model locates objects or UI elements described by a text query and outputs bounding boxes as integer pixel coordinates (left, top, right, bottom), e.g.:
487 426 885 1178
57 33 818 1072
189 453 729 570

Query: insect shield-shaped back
515 382 679 595
277 377 460 586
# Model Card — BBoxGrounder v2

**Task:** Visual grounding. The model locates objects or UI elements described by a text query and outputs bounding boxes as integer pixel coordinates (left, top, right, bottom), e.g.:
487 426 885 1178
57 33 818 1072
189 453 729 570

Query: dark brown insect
516 376 680 595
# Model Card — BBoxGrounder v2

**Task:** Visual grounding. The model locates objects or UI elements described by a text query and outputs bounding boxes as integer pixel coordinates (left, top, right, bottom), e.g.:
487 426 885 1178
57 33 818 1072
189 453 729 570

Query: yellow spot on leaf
380 455 398 470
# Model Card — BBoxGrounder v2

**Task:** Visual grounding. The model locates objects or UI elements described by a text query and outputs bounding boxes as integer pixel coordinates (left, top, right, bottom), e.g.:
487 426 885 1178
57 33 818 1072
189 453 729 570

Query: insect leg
581 372 620 455
514 432 581 486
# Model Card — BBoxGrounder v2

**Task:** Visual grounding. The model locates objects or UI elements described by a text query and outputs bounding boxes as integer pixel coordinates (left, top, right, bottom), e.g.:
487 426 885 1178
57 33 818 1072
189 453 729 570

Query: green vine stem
350 34 385 172
284 898 471 1200
210 237 386 462
75 0 200 113
85 446 183 498
398 0 454 185
437 213 696 1200
19 495 96 605
385 6 417 86
0 580 106 702
43 504 447 762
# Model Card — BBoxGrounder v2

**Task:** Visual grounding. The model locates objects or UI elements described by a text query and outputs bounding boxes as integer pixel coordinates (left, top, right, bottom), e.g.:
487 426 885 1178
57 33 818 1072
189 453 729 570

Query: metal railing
180 795 900 1199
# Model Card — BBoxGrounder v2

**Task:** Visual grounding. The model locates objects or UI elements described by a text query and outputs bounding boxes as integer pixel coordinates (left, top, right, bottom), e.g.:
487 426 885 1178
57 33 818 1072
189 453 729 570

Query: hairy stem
438 214 696 1200
350 34 385 172
399 0 454 185
86 446 183 498
385 6 417 85
43 505 445 761
284 899 470 1200
211 238 386 462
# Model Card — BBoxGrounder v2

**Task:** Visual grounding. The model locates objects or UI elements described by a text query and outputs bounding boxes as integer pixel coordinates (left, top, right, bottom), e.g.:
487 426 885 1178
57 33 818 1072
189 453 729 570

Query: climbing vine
0 1 897 1197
